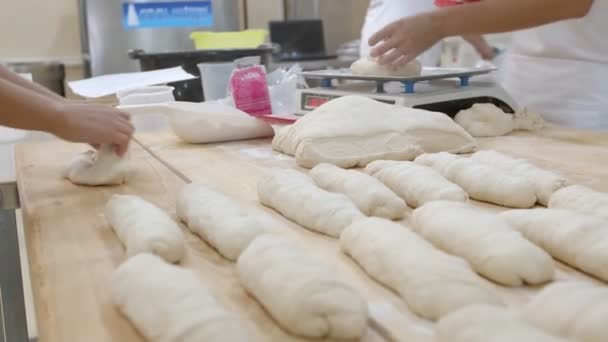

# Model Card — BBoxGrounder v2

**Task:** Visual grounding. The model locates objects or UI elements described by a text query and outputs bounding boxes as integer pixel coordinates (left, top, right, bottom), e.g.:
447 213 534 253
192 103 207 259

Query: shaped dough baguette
438 304 568 342
365 160 467 208
548 185 608 220
410 201 554 286
177 183 265 261
62 144 128 186
525 282 608 342
340 217 501 320
111 253 253 342
471 150 568 206
237 234 368 339
309 163 407 219
415 152 537 208
257 169 365 237
105 195 184 263
499 208 608 282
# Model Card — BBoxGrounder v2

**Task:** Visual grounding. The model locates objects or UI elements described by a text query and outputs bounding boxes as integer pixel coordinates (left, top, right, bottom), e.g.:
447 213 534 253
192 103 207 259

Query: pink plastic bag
229 65 272 116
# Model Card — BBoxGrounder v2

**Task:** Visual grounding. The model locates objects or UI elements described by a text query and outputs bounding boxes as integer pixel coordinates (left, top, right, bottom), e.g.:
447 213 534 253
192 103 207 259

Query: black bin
129 47 274 102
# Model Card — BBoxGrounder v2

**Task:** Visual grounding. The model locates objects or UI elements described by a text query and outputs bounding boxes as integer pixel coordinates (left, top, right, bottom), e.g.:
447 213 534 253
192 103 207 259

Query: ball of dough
62 145 128 186
351 57 422 77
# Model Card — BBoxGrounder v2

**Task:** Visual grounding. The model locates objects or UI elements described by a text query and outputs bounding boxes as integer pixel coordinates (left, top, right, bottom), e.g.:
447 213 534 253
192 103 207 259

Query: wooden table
15 126 608 342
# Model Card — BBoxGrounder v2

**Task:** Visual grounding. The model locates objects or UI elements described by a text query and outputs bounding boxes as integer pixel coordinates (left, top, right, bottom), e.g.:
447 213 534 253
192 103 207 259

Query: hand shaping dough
237 234 368 339
273 95 477 168
111 253 253 342
499 208 608 282
177 183 265 261
471 150 568 206
340 217 501 320
105 195 184 263
454 103 544 137
257 169 364 237
548 185 608 220
365 160 467 208
525 282 608 342
415 152 537 208
438 305 568 342
62 145 128 186
410 201 554 286
351 57 422 77
309 163 407 219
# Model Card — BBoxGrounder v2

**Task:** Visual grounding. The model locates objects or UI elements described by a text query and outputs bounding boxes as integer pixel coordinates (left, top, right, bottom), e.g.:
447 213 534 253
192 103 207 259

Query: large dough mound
273 95 477 168
62 145 128 186
454 103 544 137
351 57 422 77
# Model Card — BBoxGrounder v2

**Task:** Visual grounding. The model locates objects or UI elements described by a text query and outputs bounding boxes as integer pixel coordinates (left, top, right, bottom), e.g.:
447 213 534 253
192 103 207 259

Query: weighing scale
296 67 519 117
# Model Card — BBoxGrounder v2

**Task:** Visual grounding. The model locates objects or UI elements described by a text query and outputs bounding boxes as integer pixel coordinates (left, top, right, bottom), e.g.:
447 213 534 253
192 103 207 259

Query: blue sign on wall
123 1 214 30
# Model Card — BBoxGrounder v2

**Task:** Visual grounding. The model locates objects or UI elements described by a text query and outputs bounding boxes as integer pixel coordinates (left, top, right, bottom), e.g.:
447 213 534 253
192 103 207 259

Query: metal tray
300 66 496 83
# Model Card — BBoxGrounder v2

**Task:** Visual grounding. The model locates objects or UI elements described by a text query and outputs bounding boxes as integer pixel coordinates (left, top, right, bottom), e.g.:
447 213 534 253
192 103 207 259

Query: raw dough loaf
177 183 265 261
365 160 467 208
257 169 364 237
273 95 477 168
237 234 368 339
499 208 608 282
309 163 407 219
340 217 501 320
454 103 544 137
471 150 568 206
111 253 253 342
351 57 422 77
162 101 274 143
415 152 537 208
525 282 608 342
548 185 608 220
410 201 554 286
105 195 184 263
62 144 128 186
437 304 568 342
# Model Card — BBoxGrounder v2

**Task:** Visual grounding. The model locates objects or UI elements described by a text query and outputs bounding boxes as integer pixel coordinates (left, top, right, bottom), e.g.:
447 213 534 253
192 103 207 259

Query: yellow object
190 30 268 50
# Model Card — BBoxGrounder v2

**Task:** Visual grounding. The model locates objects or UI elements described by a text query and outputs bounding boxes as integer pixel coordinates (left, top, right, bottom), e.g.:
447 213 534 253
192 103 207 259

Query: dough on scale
237 234 368 339
410 201 554 286
257 169 364 237
272 95 477 168
309 163 407 219
365 160 468 208
454 103 544 137
548 185 608 220
62 144 128 186
437 304 568 342
415 152 537 208
499 208 608 282
176 183 265 261
111 253 253 342
105 195 184 263
525 282 608 342
471 150 568 206
340 217 502 320
350 57 422 77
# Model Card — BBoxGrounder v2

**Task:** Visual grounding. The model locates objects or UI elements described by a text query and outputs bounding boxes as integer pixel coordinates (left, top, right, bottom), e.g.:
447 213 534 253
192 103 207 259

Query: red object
435 0 481 7
230 65 273 116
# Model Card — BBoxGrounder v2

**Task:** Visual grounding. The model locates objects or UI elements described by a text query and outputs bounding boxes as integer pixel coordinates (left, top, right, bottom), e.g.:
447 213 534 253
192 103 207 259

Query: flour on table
310 163 407 219
351 57 422 77
410 201 554 286
548 185 608 220
105 194 184 263
273 95 477 168
111 253 253 342
454 103 544 137
177 183 265 261
340 217 501 320
237 234 368 339
62 144 128 186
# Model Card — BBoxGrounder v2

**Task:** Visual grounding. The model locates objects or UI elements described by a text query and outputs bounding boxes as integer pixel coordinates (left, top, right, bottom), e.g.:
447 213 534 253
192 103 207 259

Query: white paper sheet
68 67 197 98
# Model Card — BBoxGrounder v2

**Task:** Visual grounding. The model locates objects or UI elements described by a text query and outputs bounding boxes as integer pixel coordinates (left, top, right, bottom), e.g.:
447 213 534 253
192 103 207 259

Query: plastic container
190 30 268 50
198 62 235 101
117 86 175 105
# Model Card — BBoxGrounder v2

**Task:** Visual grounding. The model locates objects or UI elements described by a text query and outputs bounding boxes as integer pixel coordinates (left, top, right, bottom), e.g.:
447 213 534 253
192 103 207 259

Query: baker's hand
369 14 444 66
52 102 134 156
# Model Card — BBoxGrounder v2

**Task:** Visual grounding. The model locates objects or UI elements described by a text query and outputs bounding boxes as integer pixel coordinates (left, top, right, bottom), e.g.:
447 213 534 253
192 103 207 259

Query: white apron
360 0 441 66
502 0 608 131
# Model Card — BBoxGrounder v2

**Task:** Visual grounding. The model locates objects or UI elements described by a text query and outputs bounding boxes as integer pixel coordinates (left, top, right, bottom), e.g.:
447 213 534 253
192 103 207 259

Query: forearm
0 65 65 101
432 0 594 37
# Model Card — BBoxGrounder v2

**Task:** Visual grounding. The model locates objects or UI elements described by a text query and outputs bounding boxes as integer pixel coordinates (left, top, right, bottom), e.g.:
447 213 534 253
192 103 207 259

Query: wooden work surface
16 125 608 342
